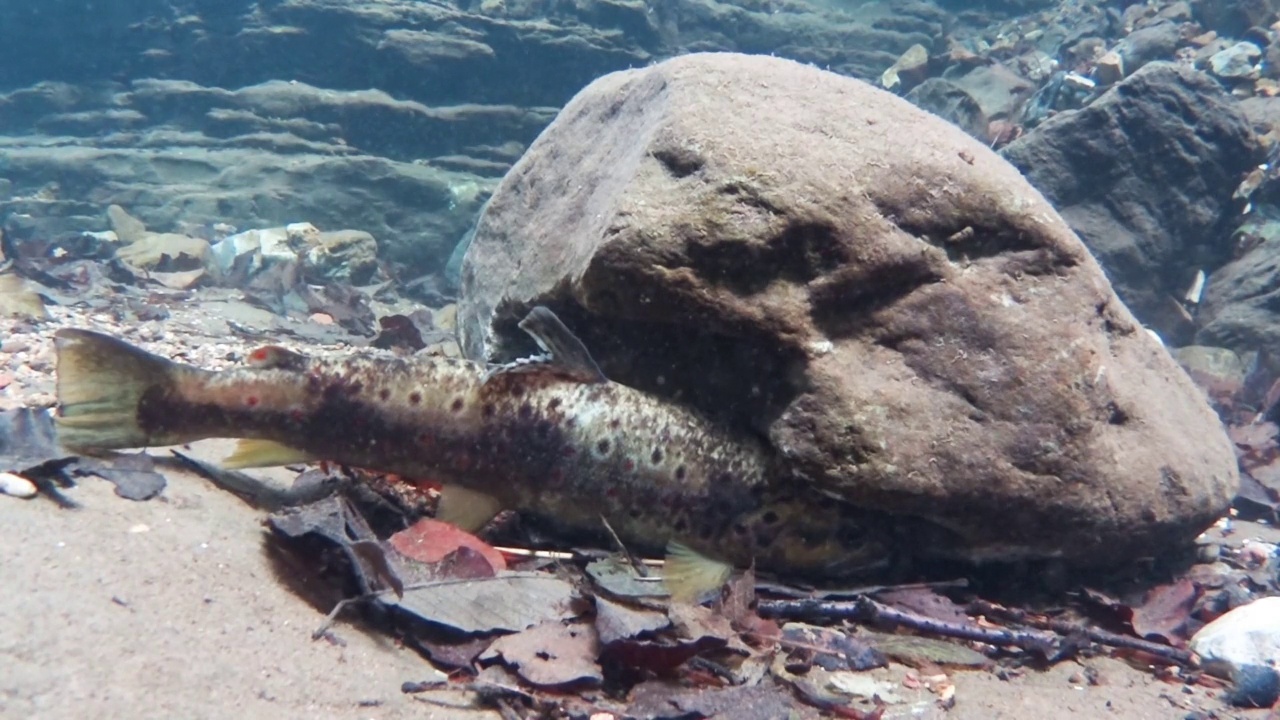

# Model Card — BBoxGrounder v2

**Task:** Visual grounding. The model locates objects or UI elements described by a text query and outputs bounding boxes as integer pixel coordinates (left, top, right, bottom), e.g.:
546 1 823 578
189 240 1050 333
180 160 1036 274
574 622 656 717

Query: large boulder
1000 63 1260 345
458 53 1238 568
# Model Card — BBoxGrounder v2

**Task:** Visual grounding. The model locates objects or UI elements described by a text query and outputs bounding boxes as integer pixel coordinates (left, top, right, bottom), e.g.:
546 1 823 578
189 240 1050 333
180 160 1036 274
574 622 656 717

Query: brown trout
53 307 895 597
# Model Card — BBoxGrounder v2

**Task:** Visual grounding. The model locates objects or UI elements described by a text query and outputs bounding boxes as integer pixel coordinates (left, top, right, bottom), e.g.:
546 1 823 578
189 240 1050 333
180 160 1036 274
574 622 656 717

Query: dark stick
969 599 1194 665
757 596 1061 656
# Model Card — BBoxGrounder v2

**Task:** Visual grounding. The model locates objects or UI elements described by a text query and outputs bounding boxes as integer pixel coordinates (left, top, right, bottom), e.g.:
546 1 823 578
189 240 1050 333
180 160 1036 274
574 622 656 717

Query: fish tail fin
663 541 733 604
53 329 192 451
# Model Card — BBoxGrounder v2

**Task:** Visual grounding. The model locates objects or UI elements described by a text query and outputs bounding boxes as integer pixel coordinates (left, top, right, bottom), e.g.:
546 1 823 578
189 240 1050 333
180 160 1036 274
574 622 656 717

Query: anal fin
663 541 733 604
223 439 318 469
436 484 504 532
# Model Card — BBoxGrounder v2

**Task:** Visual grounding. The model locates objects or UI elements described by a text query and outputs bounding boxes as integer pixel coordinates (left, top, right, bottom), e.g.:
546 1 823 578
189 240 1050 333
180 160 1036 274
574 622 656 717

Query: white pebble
0 472 38 498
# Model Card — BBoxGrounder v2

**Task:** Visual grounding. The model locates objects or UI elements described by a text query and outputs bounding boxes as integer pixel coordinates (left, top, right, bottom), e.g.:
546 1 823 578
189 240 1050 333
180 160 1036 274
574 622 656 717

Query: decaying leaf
595 595 669 645
779 623 887 672
268 495 405 596
390 517 508 570
481 620 602 688
73 452 167 501
1130 578 1199 647
0 407 65 474
628 680 802 720
875 587 975 628
860 631 991 669
586 557 669 599
387 572 577 634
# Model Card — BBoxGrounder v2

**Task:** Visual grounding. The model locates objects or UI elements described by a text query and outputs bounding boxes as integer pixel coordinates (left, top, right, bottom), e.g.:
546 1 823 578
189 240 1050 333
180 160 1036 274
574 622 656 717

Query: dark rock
1001 62 1261 344
1190 0 1279 38
458 52 1238 568
945 63 1036 121
1197 217 1280 355
905 78 989 142
1115 20 1184 74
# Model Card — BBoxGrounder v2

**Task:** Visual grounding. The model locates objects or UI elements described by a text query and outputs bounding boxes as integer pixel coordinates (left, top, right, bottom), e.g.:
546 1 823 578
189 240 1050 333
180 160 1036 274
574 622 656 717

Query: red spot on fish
249 347 271 363
622 458 635 472
417 432 434 448
289 409 305 423
549 467 565 484
606 486 620 498
561 446 576 457
245 395 260 407
409 392 422 405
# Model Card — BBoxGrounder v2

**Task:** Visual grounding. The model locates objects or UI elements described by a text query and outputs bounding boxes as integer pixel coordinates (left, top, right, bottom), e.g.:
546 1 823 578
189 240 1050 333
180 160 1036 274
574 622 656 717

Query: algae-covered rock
459 52 1236 568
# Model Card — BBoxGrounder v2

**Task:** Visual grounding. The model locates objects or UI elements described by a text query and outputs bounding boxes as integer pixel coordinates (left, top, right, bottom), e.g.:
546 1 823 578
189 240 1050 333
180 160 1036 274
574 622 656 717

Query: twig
969 599 1194 665
757 596 1062 658
600 514 650 577
756 578 969 599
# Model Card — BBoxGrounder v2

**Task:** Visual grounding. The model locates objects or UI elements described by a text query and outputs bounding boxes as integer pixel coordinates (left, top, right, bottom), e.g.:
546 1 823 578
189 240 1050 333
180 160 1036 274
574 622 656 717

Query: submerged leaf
481 620 602 688
387 573 576 634
861 631 991 668
1130 578 1199 647
595 595 669 645
389 517 507 571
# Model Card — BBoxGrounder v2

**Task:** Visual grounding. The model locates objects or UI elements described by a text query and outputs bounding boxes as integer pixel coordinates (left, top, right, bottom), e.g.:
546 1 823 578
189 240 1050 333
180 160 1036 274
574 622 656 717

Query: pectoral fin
436 484 504 532
223 439 318 469
663 541 733 603
483 306 608 385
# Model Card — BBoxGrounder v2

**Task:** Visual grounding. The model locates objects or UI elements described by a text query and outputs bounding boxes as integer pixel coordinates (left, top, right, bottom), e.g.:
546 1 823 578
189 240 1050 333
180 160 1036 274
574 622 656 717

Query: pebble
0 472 38 498
1190 596 1280 707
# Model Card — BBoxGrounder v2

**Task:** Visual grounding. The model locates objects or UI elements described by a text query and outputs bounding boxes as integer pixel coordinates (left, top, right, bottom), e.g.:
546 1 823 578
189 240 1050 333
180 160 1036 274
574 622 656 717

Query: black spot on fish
518 402 534 420
482 403 495 418
762 511 780 525
547 397 562 411
675 465 687 481
609 418 621 430
535 420 553 438
674 518 688 533
348 381 363 395
451 397 464 413
511 385 525 398
378 388 391 401
698 523 715 540
409 392 422 405
596 439 611 455
651 448 663 464
629 507 643 519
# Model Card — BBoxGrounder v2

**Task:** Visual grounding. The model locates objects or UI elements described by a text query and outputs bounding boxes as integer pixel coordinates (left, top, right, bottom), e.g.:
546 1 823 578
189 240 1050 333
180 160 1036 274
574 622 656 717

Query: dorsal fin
483 306 608 385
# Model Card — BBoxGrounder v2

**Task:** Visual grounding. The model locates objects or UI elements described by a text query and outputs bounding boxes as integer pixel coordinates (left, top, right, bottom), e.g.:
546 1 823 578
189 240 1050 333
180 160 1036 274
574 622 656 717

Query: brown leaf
595 595 670 645
390 518 508 571
482 620 602 689
1130 578 1199 647
875 586 975 627
371 313 427 351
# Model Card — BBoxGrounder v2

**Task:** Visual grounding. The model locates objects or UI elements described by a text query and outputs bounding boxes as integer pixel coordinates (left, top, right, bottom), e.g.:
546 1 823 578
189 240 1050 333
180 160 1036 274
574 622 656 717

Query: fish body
54 308 895 592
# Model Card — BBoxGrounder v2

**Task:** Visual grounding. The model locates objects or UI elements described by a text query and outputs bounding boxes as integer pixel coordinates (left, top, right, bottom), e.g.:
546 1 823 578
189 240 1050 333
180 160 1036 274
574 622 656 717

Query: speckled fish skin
54 328 897 578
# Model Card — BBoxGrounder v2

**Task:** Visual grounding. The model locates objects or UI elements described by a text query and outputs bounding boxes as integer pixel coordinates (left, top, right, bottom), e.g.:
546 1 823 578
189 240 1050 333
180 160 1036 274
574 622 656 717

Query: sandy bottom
2 441 1261 720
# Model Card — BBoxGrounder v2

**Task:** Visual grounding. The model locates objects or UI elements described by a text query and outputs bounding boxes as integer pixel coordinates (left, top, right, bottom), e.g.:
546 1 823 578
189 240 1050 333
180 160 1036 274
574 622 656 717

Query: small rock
0 471 38 499
309 312 335 325
1227 663 1280 708
1093 51 1124 85
305 230 379 284
881 44 929 91
1209 42 1262 81
0 273 50 321
116 232 211 271
107 204 148 244
1190 596 1280 703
